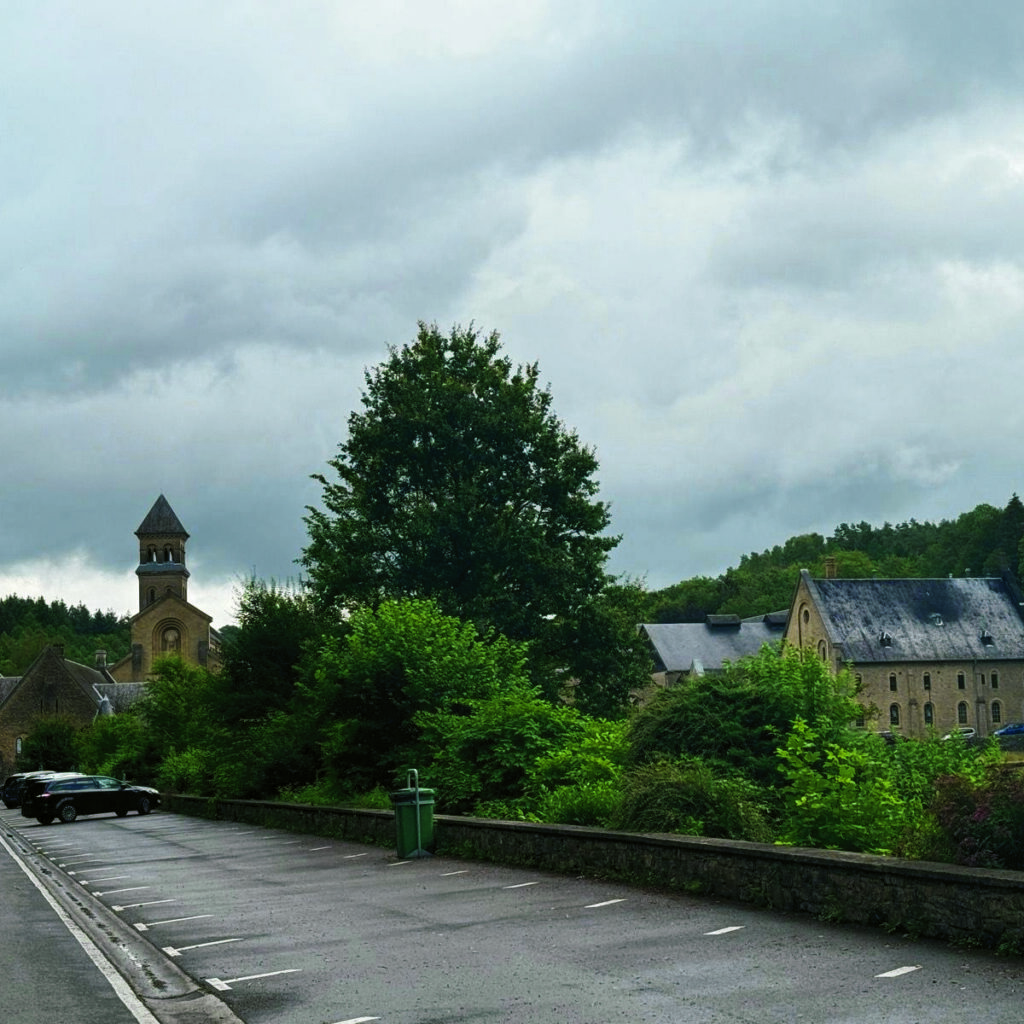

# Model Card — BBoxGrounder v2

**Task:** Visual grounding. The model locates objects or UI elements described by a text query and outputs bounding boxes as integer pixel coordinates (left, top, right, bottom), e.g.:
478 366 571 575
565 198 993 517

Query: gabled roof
136 495 189 538
800 570 1024 663
640 613 786 674
0 646 110 713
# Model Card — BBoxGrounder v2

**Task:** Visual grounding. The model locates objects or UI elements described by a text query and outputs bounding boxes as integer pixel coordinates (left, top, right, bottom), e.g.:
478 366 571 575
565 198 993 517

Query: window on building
148 588 156 605
923 672 931 691
162 628 180 653
991 671 999 689
992 701 1002 724
924 702 934 726
889 704 900 726
889 673 898 692
957 672 966 690
15 737 22 755
817 640 828 661
958 701 969 725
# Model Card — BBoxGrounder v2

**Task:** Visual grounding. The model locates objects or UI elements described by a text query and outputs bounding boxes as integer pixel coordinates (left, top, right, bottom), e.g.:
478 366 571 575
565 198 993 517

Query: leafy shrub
929 769 1024 870
776 719 903 854
611 759 774 842
534 780 622 828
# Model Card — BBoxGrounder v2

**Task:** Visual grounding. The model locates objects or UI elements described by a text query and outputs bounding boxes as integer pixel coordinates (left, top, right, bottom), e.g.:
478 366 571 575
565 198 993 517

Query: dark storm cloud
2 2 1024 620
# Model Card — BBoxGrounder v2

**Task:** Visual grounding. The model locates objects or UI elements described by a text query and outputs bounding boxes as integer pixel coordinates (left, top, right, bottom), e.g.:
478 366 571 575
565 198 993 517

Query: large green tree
302 322 641 705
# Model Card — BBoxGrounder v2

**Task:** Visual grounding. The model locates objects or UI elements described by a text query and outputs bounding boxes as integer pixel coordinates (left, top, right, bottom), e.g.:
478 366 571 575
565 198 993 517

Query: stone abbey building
0 496 220 775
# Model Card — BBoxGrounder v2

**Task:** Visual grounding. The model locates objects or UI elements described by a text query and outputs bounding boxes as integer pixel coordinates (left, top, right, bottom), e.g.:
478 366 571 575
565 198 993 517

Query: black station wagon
21 774 160 824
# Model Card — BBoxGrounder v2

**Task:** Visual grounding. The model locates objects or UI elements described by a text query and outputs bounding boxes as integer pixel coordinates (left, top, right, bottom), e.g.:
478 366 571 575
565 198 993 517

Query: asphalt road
1 806 1022 1023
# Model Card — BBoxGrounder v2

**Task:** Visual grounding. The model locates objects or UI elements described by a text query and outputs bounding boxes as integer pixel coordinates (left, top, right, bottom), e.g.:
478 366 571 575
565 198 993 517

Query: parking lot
2 806 1022 1023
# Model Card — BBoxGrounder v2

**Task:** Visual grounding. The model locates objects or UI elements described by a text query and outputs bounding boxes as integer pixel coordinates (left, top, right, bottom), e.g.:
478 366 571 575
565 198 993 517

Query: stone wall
164 794 1024 952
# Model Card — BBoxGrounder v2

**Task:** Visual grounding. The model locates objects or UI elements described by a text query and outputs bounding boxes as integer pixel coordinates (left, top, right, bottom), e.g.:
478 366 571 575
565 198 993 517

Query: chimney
824 557 837 579
95 649 107 668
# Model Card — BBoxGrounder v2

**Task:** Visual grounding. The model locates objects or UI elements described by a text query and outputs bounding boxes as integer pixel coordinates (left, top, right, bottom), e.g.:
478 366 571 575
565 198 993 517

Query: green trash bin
389 769 435 859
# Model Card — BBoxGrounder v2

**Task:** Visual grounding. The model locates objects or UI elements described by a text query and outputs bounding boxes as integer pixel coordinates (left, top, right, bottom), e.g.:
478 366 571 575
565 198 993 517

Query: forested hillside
0 595 131 674
643 494 1024 623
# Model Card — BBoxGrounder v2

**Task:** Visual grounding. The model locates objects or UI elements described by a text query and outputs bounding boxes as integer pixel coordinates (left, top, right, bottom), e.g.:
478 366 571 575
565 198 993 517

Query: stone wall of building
165 794 1024 952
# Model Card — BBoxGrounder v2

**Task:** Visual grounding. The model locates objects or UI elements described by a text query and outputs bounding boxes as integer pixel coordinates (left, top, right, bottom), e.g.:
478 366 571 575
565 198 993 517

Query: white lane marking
388 860 412 867
585 898 627 908
0 832 161 1024
206 968 302 991
503 882 540 889
308 846 331 852
441 870 469 876
876 965 922 978
112 899 175 912
82 876 131 885
330 1017 381 1023
343 853 368 860
94 886 150 897
59 856 102 865
163 938 243 958
705 926 745 935
136 914 213 931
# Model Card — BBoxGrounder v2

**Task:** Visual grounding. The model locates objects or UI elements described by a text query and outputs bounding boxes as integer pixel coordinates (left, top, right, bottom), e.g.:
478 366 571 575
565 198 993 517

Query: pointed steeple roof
136 495 189 538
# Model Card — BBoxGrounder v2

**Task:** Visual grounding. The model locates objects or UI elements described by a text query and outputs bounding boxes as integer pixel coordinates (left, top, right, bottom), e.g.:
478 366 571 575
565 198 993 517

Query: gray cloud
2 2 1024 621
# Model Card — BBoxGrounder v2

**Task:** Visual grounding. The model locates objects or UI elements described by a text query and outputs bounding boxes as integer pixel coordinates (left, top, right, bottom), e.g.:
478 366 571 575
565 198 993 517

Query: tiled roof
641 613 786 674
804 573 1024 663
136 494 188 537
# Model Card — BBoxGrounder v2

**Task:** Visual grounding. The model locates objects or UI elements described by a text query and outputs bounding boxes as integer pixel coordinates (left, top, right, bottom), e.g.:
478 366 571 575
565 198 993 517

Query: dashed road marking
112 899 175 912
163 937 243 958
343 853 368 860
503 881 540 889
705 926 745 935
441 870 469 876
308 846 331 851
94 886 150 897
206 968 302 991
585 898 627 908
330 1017 381 1023
134 914 213 932
82 876 131 885
388 860 412 866
876 965 922 978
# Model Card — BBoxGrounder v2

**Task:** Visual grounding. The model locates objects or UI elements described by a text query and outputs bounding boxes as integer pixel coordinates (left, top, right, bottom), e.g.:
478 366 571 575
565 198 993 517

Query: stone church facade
0 496 220 775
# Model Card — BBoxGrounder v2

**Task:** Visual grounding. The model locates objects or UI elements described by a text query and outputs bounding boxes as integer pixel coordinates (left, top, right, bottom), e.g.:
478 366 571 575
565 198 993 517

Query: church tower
108 495 218 681
135 494 191 609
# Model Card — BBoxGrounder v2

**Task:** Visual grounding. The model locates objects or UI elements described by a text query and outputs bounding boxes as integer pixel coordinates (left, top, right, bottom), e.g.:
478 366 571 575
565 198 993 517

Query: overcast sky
3 1 1023 628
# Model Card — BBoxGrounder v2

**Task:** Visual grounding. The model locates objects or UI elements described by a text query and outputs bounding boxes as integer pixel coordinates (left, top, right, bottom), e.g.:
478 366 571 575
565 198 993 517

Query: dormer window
879 631 893 647
980 630 995 647
928 612 943 626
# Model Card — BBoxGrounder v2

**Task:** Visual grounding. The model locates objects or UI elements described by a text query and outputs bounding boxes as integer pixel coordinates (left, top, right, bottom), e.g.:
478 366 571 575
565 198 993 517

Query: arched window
889 673 898 692
889 703 900 726
992 701 1002 724
15 737 22 755
923 672 931 691
924 702 934 726
161 628 180 653
148 546 157 562
817 640 827 661
958 701 969 725
164 545 174 562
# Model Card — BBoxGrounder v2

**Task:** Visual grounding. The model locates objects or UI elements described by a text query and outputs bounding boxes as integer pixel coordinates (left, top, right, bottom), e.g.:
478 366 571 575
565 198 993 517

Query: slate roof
94 682 148 712
801 571 1024 663
136 494 189 538
640 613 786 675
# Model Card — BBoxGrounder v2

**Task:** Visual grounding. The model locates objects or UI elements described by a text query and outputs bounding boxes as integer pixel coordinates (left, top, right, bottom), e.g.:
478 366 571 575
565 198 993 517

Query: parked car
2 770 56 809
22 774 160 824
20 773 85 818
994 722 1024 737
941 727 977 741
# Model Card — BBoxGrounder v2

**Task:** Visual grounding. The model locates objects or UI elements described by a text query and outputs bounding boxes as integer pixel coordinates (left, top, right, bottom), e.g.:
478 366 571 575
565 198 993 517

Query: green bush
611 759 774 842
534 780 622 828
